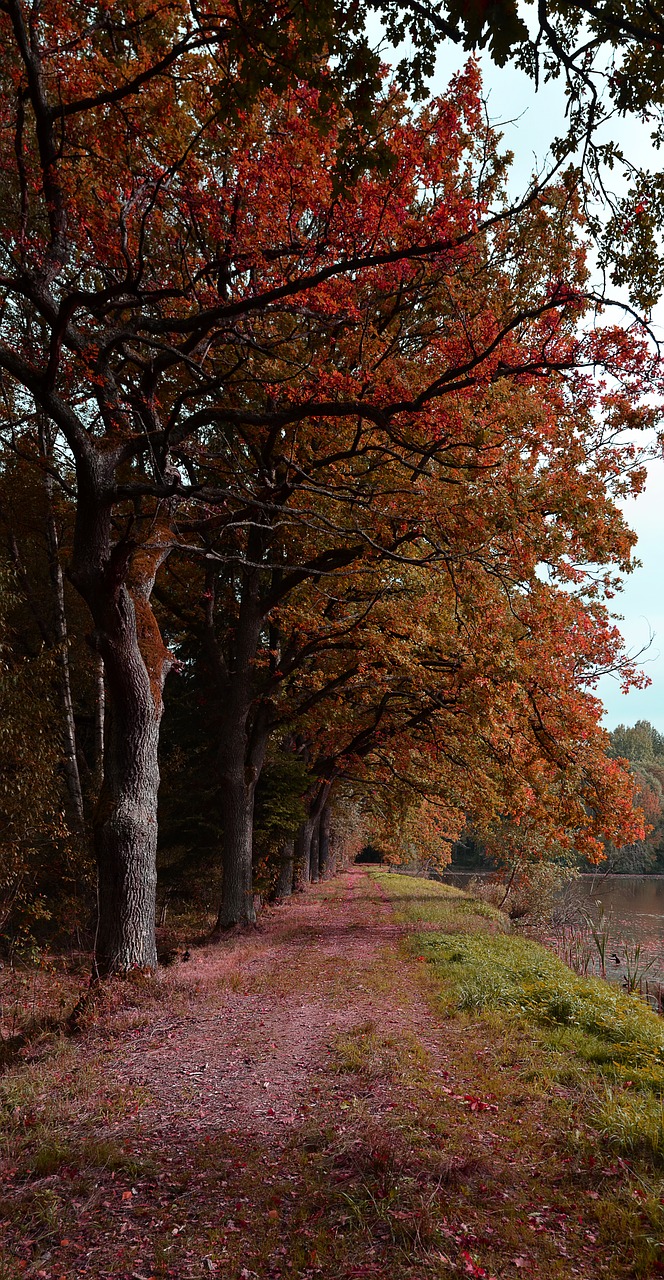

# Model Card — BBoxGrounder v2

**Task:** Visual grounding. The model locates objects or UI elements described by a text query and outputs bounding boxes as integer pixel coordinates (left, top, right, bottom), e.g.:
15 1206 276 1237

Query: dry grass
2 870 664 1277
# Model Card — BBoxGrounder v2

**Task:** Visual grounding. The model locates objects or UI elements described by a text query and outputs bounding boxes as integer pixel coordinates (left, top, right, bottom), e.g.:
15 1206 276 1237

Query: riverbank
441 866 664 1000
1 867 664 1277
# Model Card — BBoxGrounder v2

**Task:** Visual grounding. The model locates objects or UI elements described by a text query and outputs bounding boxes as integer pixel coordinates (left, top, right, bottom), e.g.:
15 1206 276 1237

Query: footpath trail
108 864 408 1145
0 867 649 1279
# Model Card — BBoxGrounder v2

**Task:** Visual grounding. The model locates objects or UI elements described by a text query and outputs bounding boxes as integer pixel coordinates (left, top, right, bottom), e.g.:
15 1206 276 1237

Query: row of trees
1 2 663 975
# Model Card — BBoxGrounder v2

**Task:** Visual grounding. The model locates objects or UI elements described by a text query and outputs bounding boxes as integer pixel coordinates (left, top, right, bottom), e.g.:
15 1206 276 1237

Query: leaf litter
0 867 662 1277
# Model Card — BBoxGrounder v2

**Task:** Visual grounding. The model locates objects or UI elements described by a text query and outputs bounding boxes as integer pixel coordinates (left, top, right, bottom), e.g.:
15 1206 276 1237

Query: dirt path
109 867 407 1138
0 868 647 1279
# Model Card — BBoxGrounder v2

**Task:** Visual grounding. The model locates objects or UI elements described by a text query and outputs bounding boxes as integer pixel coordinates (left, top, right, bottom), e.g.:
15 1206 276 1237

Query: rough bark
328 825 337 875
294 779 333 890
69 448 173 975
294 817 314 889
94 653 105 794
213 568 269 930
215 756 262 929
318 802 332 878
309 815 320 883
274 838 295 899
93 635 162 974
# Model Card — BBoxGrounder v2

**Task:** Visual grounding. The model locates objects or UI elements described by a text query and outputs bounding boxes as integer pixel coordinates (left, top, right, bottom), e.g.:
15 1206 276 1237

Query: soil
107 866 407 1143
0 867 652 1279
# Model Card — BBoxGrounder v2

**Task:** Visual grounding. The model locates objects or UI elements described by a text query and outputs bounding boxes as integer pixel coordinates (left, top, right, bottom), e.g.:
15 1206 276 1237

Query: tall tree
0 551 87 948
0 2 489 964
0 438 106 833
0 0 660 967
154 74 659 922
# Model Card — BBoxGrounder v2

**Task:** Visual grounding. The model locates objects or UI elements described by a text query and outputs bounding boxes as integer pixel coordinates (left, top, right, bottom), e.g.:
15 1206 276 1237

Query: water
443 871 664 989
444 872 664 941
572 875 664 944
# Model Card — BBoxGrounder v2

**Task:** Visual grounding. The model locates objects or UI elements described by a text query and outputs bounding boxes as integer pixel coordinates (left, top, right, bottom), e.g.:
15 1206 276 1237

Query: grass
375 868 664 1153
417 928 664 1076
378 873 506 930
5 870 664 1278
370 869 664 1275
330 1020 428 1077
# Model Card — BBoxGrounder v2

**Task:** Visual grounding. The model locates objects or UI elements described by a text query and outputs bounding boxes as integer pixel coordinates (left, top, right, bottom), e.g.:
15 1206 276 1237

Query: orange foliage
0 4 660 870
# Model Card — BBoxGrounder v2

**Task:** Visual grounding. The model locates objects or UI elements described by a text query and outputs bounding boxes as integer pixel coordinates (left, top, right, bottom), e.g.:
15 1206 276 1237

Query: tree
316 1 664 307
0 440 88 829
605 721 664 870
610 720 664 763
0 561 85 951
0 0 660 967
210 1 664 287
0 2 497 963
155 70 658 921
0 0 383 971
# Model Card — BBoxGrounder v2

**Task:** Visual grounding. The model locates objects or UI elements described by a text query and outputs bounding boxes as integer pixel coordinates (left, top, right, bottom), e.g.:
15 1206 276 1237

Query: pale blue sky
417 39 664 732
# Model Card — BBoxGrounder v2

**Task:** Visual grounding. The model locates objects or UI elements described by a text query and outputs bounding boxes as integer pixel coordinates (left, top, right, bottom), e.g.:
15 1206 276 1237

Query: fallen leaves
1 870 660 1280
462 1095 499 1115
460 1250 498 1278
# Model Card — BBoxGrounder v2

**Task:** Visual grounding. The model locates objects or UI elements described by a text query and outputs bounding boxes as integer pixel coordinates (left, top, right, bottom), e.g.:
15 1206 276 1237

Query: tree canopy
0 0 662 969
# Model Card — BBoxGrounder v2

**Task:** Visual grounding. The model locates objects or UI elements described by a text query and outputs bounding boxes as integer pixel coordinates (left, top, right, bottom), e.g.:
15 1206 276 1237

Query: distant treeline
442 720 664 875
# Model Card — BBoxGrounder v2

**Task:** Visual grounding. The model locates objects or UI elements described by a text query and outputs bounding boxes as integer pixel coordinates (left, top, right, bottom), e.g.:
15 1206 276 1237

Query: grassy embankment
3 871 664 1278
372 868 664 1273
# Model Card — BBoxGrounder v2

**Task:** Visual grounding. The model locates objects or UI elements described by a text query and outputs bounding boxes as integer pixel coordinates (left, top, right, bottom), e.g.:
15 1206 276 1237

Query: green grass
378 871 506 929
374 869 664 1159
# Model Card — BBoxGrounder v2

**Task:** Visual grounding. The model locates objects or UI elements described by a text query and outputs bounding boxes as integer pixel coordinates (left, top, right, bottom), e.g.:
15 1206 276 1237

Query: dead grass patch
330 1021 428 1079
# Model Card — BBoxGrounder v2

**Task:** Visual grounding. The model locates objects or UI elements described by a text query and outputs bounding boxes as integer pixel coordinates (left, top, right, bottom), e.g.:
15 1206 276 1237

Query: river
443 872 664 940
442 871 664 994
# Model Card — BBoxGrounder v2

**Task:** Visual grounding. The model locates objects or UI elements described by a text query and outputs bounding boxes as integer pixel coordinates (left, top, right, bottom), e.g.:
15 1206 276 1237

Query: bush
467 862 577 923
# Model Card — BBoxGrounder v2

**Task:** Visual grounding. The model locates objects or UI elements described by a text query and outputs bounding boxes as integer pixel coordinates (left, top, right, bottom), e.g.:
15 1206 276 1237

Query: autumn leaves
0 3 659 969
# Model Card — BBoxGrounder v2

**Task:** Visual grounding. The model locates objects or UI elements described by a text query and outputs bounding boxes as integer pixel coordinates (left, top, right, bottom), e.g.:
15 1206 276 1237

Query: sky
394 31 664 732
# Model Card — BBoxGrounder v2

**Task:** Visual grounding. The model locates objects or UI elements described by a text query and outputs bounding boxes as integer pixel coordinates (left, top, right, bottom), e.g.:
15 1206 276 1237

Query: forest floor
1 866 664 1280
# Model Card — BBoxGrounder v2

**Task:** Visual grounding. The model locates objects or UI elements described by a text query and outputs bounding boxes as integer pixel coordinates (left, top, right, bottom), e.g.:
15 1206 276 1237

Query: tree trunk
94 653 105 794
274 838 295 899
215 760 260 930
69 448 173 976
213 686 269 929
209 563 271 930
294 780 333 889
294 817 314 889
310 815 320 883
328 826 337 875
214 696 269 926
318 803 332 878
93 618 162 973
43 464 86 831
